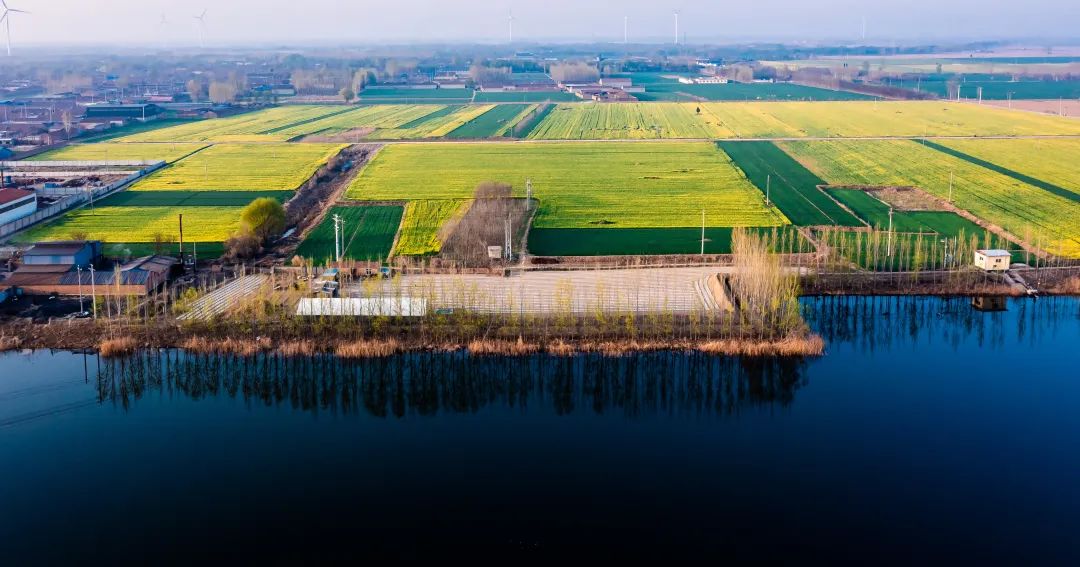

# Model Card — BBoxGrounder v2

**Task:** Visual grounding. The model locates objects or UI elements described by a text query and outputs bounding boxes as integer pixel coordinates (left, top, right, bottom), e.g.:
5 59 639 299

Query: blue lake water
1 296 1078 562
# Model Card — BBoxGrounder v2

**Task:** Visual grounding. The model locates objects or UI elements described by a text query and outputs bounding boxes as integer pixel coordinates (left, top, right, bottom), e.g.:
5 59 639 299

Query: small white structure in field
974 249 1011 272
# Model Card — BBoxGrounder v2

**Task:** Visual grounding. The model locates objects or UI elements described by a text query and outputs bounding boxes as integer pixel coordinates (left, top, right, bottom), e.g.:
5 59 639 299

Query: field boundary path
178 274 268 321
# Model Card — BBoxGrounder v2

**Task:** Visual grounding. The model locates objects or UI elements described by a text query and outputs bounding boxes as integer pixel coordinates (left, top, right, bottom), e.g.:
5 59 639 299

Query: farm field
358 88 473 102
115 106 349 142
11 190 293 256
13 199 243 251
76 119 201 143
779 139 1080 256
509 104 556 138
345 142 787 229
396 200 470 256
29 142 208 163
271 105 444 138
526 103 723 139
363 105 497 139
129 143 344 192
521 101 1080 140
929 138 1080 198
527 227 806 256
719 141 862 226
445 104 531 138
473 91 578 103
296 205 403 262
825 188 987 236
630 77 873 102
878 75 1080 99
698 101 1080 138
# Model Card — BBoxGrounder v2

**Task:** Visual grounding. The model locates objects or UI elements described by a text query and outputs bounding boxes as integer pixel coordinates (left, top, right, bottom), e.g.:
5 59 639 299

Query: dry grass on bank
1044 276 1080 295
467 337 541 356
0 334 24 352
99 337 139 358
181 336 272 356
277 341 317 357
335 339 401 358
697 335 825 357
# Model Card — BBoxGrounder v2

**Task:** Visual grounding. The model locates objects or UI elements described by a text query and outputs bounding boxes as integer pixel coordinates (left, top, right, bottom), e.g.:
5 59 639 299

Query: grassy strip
296 205 403 263
916 139 1080 204
719 141 862 227
510 103 556 138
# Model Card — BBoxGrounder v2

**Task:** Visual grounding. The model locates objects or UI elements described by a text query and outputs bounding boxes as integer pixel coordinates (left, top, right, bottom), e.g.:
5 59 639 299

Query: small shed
974 249 1011 272
21 241 100 267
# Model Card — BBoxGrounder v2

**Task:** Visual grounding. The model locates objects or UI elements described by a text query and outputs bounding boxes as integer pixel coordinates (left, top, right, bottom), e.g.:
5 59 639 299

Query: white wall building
0 188 36 225
974 249 1011 272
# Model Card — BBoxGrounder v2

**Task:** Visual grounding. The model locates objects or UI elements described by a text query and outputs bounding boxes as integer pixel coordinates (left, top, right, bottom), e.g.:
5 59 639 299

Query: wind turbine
0 0 29 57
508 9 514 44
673 11 680 45
193 9 207 49
623 15 628 45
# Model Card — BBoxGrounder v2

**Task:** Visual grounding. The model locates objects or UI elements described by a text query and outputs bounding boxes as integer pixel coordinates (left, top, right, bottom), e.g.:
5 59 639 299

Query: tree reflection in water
803 295 1077 353
96 351 809 419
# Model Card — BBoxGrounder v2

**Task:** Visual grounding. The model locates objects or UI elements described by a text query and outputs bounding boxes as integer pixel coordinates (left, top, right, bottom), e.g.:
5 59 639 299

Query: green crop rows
296 205 403 262
719 141 862 227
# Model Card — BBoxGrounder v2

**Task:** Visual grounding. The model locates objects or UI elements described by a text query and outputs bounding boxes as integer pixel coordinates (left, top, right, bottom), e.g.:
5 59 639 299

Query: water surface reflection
97 351 809 419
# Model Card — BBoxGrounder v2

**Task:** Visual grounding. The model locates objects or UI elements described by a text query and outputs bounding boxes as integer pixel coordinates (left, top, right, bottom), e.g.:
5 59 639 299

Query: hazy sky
7 0 1079 47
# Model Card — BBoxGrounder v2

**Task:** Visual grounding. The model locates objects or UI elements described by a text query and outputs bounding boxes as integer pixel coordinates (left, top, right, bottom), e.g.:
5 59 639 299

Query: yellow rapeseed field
346 141 787 229
130 143 345 191
116 106 348 142
935 138 1080 195
395 200 471 256
29 142 208 163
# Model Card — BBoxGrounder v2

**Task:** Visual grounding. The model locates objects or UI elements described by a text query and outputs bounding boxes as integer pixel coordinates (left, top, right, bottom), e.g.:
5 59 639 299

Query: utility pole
977 86 983 104
89 265 97 319
333 213 342 262
526 178 533 209
504 212 512 260
887 207 894 257
178 214 184 263
766 174 771 206
948 170 954 203
700 209 705 255
77 266 84 314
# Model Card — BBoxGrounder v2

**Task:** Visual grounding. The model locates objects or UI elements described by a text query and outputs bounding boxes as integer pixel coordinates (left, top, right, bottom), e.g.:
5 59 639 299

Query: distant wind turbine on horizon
0 0 29 57
673 11 680 45
194 9 208 48
508 9 514 44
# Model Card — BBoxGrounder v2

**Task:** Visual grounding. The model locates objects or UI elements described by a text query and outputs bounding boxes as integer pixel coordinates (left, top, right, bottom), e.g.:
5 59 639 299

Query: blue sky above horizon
4 0 1079 46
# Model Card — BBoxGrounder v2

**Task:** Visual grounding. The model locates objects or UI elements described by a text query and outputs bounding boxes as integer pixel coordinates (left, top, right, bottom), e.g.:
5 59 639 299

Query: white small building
974 249 1011 272
0 188 36 225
